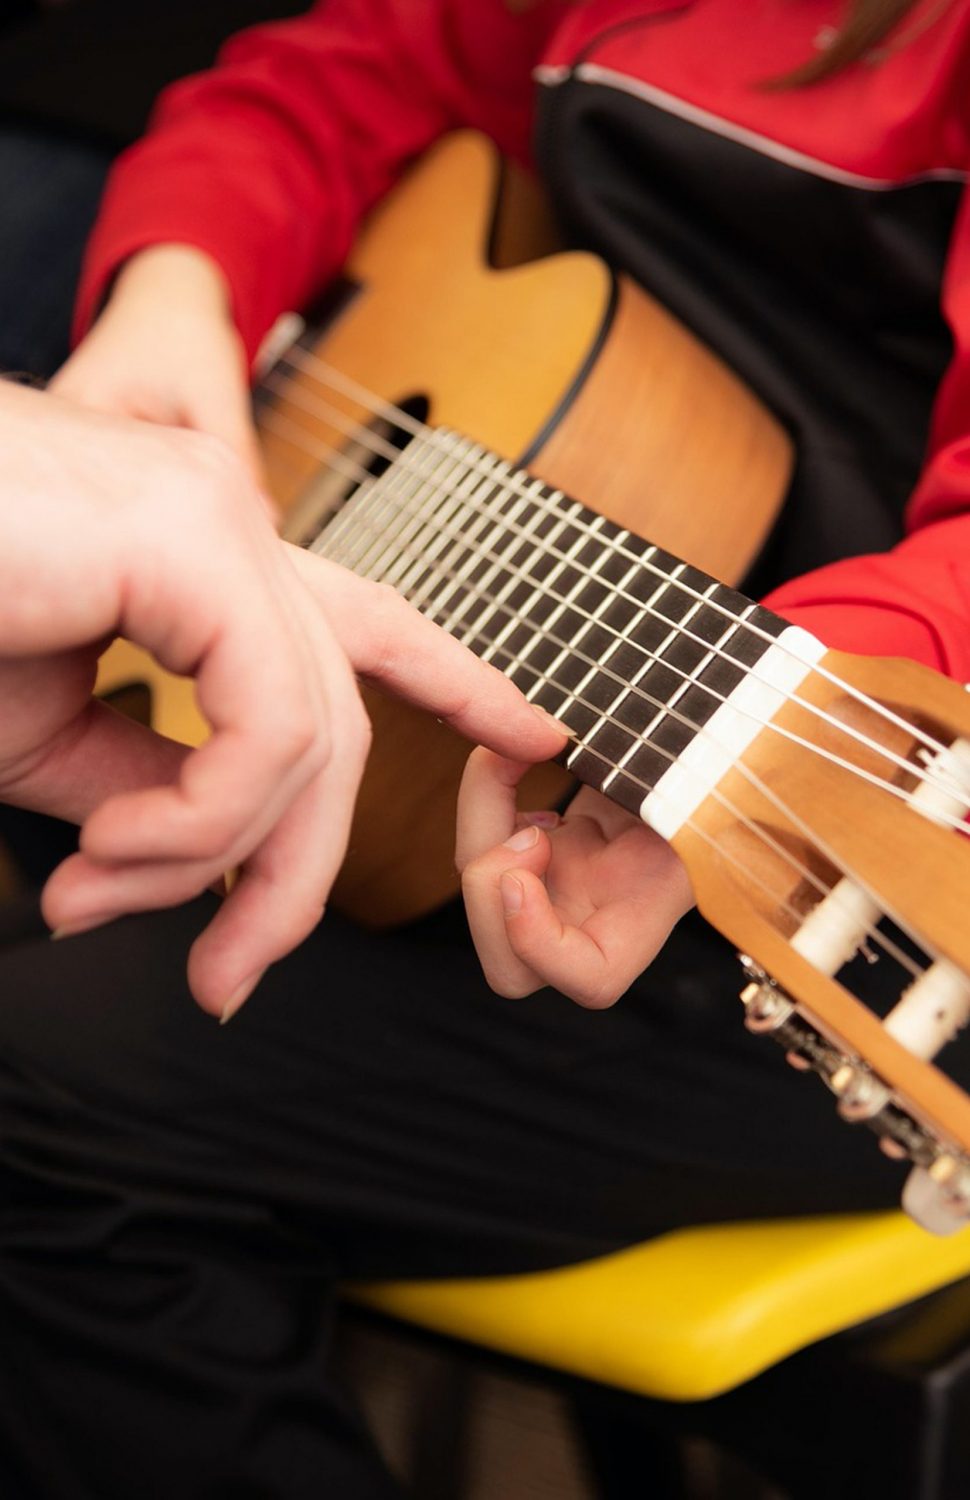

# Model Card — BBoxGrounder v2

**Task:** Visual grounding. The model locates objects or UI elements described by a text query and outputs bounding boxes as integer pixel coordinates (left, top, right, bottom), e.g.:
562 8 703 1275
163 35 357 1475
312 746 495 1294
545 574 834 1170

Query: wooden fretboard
314 428 791 817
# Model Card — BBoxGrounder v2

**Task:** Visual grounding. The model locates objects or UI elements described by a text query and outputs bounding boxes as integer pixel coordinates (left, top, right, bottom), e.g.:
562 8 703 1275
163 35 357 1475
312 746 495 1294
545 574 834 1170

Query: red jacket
76 0 970 677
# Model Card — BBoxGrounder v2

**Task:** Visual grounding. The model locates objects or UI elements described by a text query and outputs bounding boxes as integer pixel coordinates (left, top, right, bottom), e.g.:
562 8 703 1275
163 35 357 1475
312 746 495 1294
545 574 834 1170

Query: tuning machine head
737 955 970 1235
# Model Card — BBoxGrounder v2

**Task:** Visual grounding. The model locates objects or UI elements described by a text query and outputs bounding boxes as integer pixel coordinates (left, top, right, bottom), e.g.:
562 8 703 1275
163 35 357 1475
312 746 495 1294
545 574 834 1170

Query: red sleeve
765 180 970 681
77 2 970 679
73 0 566 363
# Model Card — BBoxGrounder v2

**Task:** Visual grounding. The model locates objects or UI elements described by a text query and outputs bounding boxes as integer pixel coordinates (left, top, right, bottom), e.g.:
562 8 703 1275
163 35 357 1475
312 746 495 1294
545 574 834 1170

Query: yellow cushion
349 1211 970 1401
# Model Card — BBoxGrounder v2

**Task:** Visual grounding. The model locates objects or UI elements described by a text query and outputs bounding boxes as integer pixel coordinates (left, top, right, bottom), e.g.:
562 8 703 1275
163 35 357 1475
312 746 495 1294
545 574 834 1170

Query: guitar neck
312 426 823 833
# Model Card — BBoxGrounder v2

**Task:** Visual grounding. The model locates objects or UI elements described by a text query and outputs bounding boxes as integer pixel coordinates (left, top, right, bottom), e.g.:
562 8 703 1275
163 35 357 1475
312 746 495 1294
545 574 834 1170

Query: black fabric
534 76 959 597
1 12 966 1495
0 0 306 147
0 891 949 1498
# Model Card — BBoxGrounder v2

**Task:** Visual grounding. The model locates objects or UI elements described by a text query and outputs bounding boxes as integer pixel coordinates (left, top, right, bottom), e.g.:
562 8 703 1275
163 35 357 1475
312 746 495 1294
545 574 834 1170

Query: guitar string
273 344 961 774
320 425 936 983
265 361 969 812
259 386 970 831
259 405 929 986
263 397 968 885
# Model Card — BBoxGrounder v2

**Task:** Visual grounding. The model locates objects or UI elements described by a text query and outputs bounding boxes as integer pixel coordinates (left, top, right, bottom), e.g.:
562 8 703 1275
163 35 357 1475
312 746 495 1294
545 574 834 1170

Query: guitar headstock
668 647 970 1235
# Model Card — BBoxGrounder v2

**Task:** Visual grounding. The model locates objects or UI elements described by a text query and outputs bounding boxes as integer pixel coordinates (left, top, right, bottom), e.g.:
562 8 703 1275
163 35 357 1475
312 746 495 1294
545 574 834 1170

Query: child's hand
52 244 263 483
457 750 694 1008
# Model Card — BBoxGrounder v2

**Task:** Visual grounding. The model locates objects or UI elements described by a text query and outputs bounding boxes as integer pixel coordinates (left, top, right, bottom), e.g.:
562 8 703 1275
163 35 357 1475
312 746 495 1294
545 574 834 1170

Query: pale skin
0 381 566 1020
56 243 696 1007
456 752 694 1006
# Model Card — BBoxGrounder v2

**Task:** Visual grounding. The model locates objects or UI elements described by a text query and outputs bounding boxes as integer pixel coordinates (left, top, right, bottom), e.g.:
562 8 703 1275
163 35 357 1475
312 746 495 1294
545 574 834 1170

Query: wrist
110 244 235 322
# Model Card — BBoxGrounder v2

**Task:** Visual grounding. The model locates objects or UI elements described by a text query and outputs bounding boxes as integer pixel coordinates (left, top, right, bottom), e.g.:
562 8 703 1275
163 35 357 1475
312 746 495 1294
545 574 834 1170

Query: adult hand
52 244 263 481
0 384 566 1019
457 750 693 1007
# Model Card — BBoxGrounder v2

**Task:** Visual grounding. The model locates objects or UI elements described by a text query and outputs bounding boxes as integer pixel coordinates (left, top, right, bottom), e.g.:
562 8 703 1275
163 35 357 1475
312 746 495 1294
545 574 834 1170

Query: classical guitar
98 134 970 1233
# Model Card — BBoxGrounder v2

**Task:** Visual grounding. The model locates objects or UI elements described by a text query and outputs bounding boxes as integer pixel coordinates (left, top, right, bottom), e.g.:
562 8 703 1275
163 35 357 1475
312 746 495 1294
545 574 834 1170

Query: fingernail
50 913 115 941
219 969 265 1025
503 825 539 852
523 810 560 829
500 873 523 915
531 706 573 737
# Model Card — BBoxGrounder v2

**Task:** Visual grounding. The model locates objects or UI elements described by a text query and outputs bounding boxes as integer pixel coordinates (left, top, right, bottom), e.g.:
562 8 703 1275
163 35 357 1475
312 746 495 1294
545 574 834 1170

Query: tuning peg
902 1157 970 1236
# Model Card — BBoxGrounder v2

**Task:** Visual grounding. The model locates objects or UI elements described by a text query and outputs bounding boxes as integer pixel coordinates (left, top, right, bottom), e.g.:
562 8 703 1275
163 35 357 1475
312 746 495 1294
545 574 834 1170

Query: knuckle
271 708 320 767
194 810 245 864
368 580 407 623
344 692 372 746
287 896 328 942
362 583 410 670
175 431 249 512
489 970 538 1000
577 977 623 1011
353 710 374 761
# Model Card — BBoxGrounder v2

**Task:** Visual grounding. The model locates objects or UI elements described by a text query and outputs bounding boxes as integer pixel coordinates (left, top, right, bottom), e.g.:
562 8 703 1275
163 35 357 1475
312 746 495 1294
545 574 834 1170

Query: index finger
81 547 326 865
286 548 571 762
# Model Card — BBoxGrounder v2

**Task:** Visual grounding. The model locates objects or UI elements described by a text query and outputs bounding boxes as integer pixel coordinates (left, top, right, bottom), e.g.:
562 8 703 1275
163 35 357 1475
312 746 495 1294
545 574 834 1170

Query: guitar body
267 132 797 924
97 131 792 925
93 134 970 1203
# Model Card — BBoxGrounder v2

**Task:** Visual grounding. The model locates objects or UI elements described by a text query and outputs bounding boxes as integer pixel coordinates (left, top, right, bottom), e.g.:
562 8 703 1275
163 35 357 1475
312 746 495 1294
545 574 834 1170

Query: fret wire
308 446 390 560
390 444 508 595
587 576 734 780
300 413 410 566
517 530 653 725
281 409 968 824
359 437 478 584
272 434 932 978
374 445 498 597
415 456 546 628
445 485 573 644
315 452 410 571
264 438 937 978
364 442 512 601
471 507 605 674
429 555 927 983
605 604 758 790
424 465 560 639
326 464 964 834
535 552 646 687
596 579 726 794
337 436 465 581
401 470 528 629
549 560 693 746
300 429 758 732
288 399 759 694
275 348 958 780
362 447 743 747
334 471 767 747
500 534 644 696
534 550 670 755
273 357 760 646
375 434 768 691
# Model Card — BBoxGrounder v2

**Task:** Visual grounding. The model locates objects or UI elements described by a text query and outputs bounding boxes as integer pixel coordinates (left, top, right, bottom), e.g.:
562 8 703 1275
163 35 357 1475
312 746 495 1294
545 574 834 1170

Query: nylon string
272 344 963 774
259 384 970 831
258 400 932 987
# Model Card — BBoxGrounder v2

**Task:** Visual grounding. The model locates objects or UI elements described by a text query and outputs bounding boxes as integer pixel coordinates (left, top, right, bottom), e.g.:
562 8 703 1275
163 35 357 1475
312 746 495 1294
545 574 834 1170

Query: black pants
0 891 919 1499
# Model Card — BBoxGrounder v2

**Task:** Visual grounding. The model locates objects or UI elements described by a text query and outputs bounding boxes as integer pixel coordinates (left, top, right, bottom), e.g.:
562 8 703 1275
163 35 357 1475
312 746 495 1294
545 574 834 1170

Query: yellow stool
351 1211 970 1402
349 1212 970 1496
